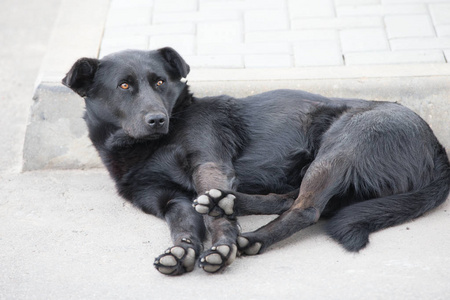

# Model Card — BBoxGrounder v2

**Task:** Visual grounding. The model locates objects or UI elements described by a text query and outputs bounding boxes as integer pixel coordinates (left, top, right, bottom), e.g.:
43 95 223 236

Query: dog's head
62 47 190 140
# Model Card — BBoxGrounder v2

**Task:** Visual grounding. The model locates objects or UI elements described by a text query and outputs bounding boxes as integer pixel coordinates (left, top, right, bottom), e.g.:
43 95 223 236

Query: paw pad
199 244 237 273
237 236 262 256
154 245 196 275
193 189 236 217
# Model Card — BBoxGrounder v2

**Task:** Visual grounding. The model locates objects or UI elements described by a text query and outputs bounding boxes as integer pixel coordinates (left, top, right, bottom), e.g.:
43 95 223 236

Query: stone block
429 3 450 25
197 21 243 44
390 38 450 50
337 4 428 16
340 28 389 53
149 35 196 56
291 16 382 30
23 84 102 171
436 25 450 37
184 55 244 68
244 10 289 32
244 54 292 68
197 42 290 55
385 15 434 38
154 0 197 12
288 0 335 18
294 41 343 66
110 0 154 9
105 7 152 27
344 50 445 65
153 10 240 23
246 30 338 43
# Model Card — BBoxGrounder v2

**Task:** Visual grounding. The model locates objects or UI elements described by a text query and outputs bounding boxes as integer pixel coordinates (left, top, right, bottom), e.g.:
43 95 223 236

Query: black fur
62 48 450 275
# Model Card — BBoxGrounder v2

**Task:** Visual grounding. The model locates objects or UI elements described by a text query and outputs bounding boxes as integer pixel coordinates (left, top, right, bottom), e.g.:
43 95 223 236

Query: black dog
62 48 450 275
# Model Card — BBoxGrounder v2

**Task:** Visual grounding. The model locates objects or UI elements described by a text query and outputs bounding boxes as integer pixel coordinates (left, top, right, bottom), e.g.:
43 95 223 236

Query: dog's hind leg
193 188 298 217
237 158 346 255
154 198 206 276
326 144 450 252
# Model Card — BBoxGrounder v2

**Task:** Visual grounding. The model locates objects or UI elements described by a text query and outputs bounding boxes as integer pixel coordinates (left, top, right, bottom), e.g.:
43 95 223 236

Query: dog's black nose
145 113 167 128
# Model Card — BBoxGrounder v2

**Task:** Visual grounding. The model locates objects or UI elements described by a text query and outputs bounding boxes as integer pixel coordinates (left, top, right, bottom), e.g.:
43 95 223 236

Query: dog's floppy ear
157 47 190 79
62 58 99 97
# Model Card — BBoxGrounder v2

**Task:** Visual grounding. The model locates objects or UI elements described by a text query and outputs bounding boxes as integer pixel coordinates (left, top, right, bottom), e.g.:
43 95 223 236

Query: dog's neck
171 84 193 119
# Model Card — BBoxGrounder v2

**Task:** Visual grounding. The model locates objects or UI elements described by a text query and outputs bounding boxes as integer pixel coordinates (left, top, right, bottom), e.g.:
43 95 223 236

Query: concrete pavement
1 0 450 299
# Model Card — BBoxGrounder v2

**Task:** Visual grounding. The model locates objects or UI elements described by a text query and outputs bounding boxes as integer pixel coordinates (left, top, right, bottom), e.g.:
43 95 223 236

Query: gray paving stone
105 7 152 27
197 42 290 55
244 54 292 68
99 36 149 57
436 25 450 37
246 30 338 43
291 16 382 30
288 0 335 18
110 0 154 9
337 4 428 16
294 40 343 66
444 50 450 62
390 37 450 50
103 26 151 39
381 4 428 15
149 35 196 56
244 9 289 32
385 15 435 38
184 55 243 68
336 4 382 16
197 20 243 44
199 0 247 11
335 0 379 5
101 35 149 50
340 28 389 53
344 50 445 65
153 10 240 24
429 4 450 26
111 0 153 8
382 0 449 3
154 0 197 12
103 23 196 39
199 0 286 11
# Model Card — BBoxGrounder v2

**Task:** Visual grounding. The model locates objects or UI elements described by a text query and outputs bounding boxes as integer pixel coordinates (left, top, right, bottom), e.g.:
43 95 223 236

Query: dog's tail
326 145 450 252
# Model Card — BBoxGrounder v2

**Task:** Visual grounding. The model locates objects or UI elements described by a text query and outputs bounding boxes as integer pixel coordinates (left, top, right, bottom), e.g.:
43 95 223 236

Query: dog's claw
193 189 236 217
154 245 197 275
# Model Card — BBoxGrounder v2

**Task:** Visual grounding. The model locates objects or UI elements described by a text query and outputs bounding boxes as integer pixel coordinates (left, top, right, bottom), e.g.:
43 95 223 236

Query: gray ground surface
2 170 449 299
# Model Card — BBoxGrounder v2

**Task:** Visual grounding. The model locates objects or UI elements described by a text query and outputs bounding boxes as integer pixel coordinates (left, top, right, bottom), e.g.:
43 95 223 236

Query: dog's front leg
154 198 206 276
192 162 239 273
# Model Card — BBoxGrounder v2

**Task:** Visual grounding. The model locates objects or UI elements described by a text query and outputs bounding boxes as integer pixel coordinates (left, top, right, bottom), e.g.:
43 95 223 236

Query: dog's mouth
143 134 163 140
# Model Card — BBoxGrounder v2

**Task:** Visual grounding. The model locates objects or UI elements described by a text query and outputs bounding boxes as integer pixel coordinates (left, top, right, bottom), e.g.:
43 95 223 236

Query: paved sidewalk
101 0 450 67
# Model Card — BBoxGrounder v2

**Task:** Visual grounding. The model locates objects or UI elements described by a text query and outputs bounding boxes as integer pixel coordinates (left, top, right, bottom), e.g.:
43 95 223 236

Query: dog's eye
119 82 130 90
156 80 164 87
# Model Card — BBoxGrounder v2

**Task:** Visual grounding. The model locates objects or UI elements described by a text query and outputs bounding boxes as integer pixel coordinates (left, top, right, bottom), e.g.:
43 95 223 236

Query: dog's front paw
193 189 236 217
237 234 264 256
198 243 238 273
154 243 196 276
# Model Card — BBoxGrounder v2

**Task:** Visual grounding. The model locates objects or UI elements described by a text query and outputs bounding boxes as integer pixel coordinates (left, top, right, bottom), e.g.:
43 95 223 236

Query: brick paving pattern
100 0 450 68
